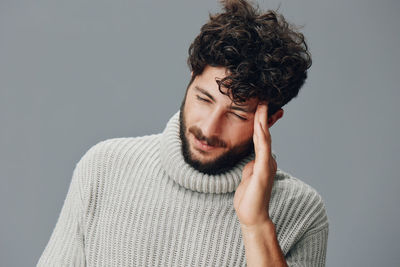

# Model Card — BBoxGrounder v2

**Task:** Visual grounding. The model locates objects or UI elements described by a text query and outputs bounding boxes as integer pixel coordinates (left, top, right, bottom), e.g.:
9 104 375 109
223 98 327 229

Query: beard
179 99 254 175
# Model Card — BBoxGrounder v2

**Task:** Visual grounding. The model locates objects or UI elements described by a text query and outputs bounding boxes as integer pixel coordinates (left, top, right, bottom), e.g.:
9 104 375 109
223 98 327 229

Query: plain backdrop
1 0 399 266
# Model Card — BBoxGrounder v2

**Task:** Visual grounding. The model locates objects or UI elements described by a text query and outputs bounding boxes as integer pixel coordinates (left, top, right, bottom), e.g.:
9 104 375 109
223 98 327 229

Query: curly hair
187 0 312 117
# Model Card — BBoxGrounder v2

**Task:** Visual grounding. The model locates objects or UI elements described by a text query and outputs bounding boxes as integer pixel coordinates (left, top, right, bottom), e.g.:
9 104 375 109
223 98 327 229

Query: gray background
1 0 399 266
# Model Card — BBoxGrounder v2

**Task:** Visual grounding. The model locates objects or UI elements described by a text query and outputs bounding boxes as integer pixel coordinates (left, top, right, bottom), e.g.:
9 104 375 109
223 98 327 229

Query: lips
193 136 217 151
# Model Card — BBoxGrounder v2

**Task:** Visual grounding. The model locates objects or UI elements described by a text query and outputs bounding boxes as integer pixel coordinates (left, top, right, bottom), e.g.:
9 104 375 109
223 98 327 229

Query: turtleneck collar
160 111 277 194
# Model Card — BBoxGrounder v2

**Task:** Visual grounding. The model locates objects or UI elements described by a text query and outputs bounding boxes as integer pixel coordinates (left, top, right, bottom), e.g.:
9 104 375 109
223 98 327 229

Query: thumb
242 160 255 181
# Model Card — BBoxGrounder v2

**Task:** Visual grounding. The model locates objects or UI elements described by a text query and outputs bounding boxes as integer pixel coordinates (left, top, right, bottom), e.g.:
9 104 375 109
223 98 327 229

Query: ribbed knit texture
37 111 329 267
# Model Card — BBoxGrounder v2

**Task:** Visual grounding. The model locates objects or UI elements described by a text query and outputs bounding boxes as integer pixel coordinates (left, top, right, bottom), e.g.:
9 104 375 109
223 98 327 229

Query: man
38 0 328 266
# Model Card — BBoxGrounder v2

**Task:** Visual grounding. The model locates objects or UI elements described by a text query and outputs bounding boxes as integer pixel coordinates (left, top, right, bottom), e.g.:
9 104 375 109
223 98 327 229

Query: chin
190 146 223 163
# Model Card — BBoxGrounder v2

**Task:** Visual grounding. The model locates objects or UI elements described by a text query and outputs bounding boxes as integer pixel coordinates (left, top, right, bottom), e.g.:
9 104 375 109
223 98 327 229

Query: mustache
189 126 227 148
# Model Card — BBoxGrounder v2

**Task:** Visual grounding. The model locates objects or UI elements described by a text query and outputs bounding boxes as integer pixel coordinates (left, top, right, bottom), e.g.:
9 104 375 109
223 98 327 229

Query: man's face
179 65 259 175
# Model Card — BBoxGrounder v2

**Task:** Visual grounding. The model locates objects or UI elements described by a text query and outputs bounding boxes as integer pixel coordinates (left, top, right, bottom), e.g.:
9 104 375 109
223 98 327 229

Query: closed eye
196 95 211 103
231 112 247 121
196 95 247 121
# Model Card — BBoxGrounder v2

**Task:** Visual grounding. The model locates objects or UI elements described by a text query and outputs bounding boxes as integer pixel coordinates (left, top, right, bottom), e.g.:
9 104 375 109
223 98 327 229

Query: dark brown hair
187 0 312 117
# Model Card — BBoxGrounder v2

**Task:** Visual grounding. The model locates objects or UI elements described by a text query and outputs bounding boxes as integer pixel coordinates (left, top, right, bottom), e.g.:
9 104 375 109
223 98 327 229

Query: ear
267 109 284 128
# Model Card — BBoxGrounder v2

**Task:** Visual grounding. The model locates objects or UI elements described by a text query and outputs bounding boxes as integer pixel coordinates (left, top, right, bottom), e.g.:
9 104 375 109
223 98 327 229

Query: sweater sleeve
36 146 95 267
282 180 330 267
285 224 329 267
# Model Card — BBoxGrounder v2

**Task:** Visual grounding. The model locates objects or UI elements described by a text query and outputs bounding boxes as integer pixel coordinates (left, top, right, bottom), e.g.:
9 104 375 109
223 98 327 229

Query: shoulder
274 168 326 204
272 168 329 236
77 134 162 164
71 134 162 201
72 134 161 185
271 169 329 254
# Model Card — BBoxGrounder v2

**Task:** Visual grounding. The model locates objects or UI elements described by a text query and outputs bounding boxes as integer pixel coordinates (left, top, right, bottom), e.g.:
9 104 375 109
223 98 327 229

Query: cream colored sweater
37 111 329 267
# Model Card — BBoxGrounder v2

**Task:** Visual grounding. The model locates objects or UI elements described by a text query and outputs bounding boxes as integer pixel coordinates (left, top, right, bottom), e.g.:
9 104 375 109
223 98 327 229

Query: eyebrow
195 86 215 102
194 86 255 113
230 105 255 113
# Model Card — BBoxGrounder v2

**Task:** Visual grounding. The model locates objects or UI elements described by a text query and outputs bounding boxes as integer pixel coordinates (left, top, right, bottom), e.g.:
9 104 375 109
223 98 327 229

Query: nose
200 108 223 138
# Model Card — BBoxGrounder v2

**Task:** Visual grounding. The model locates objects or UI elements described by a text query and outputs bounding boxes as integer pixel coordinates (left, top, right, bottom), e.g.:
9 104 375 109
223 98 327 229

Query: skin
181 65 287 266
181 65 283 172
234 103 288 266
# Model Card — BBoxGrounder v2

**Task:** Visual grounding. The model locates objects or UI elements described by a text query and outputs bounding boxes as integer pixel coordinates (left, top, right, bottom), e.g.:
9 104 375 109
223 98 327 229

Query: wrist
241 219 276 237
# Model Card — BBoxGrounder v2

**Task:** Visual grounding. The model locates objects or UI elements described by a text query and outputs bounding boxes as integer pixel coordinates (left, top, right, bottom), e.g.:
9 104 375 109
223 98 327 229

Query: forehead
190 66 259 109
194 65 229 86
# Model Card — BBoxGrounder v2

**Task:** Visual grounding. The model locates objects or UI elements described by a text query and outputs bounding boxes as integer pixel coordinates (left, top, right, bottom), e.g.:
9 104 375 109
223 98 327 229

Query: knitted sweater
37 111 329 267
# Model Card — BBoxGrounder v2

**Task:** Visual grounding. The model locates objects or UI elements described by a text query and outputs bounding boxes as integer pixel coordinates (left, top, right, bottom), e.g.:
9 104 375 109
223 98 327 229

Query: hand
233 103 277 229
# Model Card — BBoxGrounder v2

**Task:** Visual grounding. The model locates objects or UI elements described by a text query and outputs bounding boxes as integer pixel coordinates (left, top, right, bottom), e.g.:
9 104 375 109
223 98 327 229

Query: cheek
184 100 206 125
227 122 254 146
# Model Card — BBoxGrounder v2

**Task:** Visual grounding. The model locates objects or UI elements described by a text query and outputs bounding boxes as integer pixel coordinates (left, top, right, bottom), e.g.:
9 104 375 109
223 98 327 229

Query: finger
242 160 254 181
257 104 272 154
251 124 276 194
254 105 269 154
253 103 265 143
253 112 264 159
254 121 268 168
252 106 260 150
253 103 260 134
253 112 273 178
258 103 268 133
